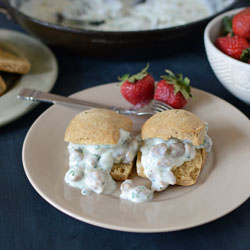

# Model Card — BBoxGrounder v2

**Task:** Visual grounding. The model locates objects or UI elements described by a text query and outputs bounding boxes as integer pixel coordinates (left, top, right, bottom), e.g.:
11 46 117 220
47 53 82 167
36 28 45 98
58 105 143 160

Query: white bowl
204 7 250 105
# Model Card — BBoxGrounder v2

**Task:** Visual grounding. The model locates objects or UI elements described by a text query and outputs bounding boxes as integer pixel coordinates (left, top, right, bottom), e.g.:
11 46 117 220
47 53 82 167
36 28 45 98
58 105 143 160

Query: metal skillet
0 0 237 55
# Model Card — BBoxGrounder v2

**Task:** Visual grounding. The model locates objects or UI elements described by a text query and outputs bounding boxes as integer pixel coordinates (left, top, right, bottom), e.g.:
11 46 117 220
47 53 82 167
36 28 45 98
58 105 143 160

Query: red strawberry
232 7 250 39
154 70 192 109
119 64 154 106
215 36 249 60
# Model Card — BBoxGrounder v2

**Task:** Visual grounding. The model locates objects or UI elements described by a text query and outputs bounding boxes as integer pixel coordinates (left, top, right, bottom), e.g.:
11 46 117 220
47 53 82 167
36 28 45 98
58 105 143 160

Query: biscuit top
64 109 133 145
141 109 206 146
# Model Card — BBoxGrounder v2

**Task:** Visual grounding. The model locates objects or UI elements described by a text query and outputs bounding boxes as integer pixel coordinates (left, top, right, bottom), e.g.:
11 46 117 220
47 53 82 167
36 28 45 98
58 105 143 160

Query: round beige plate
0 29 58 127
22 83 250 232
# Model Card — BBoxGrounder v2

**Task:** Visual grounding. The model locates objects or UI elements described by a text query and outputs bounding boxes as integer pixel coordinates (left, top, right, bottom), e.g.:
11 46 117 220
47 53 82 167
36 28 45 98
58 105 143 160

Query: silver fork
17 88 172 116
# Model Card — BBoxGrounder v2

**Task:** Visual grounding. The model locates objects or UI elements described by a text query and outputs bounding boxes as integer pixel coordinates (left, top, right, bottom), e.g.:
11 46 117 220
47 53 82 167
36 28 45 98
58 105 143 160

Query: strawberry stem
118 63 150 85
141 63 150 74
161 69 192 100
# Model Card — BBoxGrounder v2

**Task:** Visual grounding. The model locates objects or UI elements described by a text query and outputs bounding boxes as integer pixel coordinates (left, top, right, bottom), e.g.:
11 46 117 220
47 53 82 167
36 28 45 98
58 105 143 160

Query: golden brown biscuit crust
0 48 31 74
136 149 206 186
172 149 206 186
0 75 7 96
111 162 134 181
64 109 133 145
142 109 206 146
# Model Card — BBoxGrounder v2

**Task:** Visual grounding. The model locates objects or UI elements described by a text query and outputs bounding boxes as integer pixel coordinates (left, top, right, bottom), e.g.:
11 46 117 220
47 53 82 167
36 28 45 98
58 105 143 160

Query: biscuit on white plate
65 109 135 181
137 109 208 186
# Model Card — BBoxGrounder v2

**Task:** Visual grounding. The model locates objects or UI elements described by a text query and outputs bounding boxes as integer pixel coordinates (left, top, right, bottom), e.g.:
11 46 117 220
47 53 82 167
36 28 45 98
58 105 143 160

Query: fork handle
17 88 139 115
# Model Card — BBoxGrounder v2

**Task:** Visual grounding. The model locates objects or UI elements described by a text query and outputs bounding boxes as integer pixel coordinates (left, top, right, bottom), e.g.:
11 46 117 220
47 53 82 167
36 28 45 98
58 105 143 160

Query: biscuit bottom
110 161 134 181
136 149 206 186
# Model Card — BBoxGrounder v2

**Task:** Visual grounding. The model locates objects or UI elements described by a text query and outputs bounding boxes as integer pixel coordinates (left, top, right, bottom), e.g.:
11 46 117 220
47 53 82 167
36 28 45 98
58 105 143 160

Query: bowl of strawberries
204 7 250 105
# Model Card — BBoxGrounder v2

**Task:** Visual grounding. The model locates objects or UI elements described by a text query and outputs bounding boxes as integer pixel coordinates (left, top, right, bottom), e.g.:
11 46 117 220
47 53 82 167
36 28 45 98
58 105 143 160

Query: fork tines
151 99 173 113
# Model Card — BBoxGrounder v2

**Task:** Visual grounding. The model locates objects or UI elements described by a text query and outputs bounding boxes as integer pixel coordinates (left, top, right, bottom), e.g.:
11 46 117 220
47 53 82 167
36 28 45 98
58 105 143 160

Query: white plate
0 29 58 127
22 83 250 232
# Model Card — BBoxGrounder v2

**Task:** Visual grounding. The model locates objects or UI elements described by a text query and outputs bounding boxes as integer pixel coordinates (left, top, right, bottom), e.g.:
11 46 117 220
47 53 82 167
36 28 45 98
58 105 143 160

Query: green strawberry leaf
223 16 234 36
240 48 250 63
183 77 190 86
165 69 176 78
117 73 130 86
118 63 150 85
120 73 130 81
180 88 191 99
174 85 181 95
161 69 192 100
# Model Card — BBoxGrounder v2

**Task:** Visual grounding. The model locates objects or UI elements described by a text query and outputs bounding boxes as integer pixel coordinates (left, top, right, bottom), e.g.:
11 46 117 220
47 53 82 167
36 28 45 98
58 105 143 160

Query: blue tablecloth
1 2 250 249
